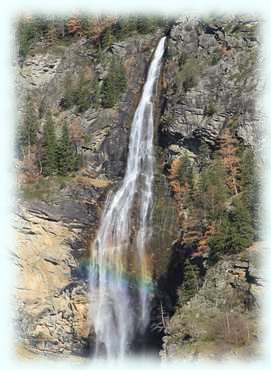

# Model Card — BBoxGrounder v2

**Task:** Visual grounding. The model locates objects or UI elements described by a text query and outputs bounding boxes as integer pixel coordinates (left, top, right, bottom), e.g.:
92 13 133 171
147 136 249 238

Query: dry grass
73 175 112 189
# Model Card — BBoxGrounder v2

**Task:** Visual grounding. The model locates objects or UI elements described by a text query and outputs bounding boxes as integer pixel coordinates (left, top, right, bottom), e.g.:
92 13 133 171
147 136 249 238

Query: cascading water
89 37 166 359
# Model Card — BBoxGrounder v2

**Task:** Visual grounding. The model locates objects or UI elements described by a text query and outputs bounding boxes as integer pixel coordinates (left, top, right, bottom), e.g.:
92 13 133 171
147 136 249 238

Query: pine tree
195 158 229 221
18 97 37 159
198 142 210 170
136 16 156 34
17 19 36 58
56 123 80 175
239 147 259 236
101 57 127 108
41 113 57 176
181 259 200 304
208 197 254 262
101 76 115 108
100 27 115 49
114 58 127 92
79 15 91 37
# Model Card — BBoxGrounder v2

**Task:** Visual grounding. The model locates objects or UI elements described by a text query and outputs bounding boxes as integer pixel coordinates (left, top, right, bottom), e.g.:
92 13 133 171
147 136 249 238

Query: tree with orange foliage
219 128 240 195
67 18 81 35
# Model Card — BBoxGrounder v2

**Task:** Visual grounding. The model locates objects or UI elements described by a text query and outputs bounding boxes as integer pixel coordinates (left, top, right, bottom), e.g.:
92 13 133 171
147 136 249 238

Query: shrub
209 312 251 346
176 58 204 91
20 176 69 203
210 52 221 65
204 102 217 116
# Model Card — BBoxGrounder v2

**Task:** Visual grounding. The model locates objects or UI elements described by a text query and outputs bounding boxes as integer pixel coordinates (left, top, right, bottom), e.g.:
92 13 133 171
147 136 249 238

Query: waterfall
89 37 166 358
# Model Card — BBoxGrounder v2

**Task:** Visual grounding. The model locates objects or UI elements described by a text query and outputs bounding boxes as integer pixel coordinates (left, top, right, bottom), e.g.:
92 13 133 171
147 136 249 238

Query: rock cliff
15 25 166 355
15 15 263 360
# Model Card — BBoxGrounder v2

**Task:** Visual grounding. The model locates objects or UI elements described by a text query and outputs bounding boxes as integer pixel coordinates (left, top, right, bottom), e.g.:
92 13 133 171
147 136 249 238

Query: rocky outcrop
160 17 261 150
14 205 90 354
160 243 264 360
154 16 263 361
15 16 262 360
15 30 166 355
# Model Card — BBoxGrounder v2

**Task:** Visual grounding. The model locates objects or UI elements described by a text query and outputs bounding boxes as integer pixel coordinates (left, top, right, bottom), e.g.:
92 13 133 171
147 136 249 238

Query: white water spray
89 37 166 358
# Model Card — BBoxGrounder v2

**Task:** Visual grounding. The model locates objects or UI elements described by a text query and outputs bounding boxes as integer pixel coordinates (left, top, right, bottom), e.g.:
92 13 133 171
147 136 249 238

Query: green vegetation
204 102 217 116
178 155 193 186
181 259 200 305
208 196 254 263
20 175 70 202
41 115 81 176
177 133 257 263
98 16 165 49
41 113 58 176
101 57 127 108
17 17 49 58
197 142 210 170
62 73 97 113
17 97 38 158
239 147 259 237
194 158 230 222
176 58 204 92
56 123 81 175
210 51 221 66
17 15 166 59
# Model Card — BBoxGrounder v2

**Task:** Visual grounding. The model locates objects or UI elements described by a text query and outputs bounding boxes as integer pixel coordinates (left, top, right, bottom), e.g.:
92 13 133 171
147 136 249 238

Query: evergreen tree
17 18 38 59
136 16 156 34
18 97 37 159
208 197 254 263
239 147 259 236
100 27 115 49
195 158 229 221
198 142 210 170
56 123 80 175
79 15 92 37
41 113 57 176
101 57 127 108
17 16 58 59
181 259 200 304
178 155 193 186
101 76 115 108
113 58 127 92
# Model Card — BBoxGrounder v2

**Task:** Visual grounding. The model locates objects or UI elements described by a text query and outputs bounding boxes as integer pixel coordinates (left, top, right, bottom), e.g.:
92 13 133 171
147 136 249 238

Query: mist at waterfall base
89 37 166 359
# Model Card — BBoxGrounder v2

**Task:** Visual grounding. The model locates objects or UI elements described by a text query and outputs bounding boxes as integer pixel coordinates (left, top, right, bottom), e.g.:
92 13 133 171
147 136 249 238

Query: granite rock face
160 17 261 151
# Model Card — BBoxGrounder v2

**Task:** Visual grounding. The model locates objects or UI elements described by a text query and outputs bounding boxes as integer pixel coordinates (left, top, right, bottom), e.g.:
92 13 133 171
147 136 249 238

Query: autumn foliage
219 128 240 195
